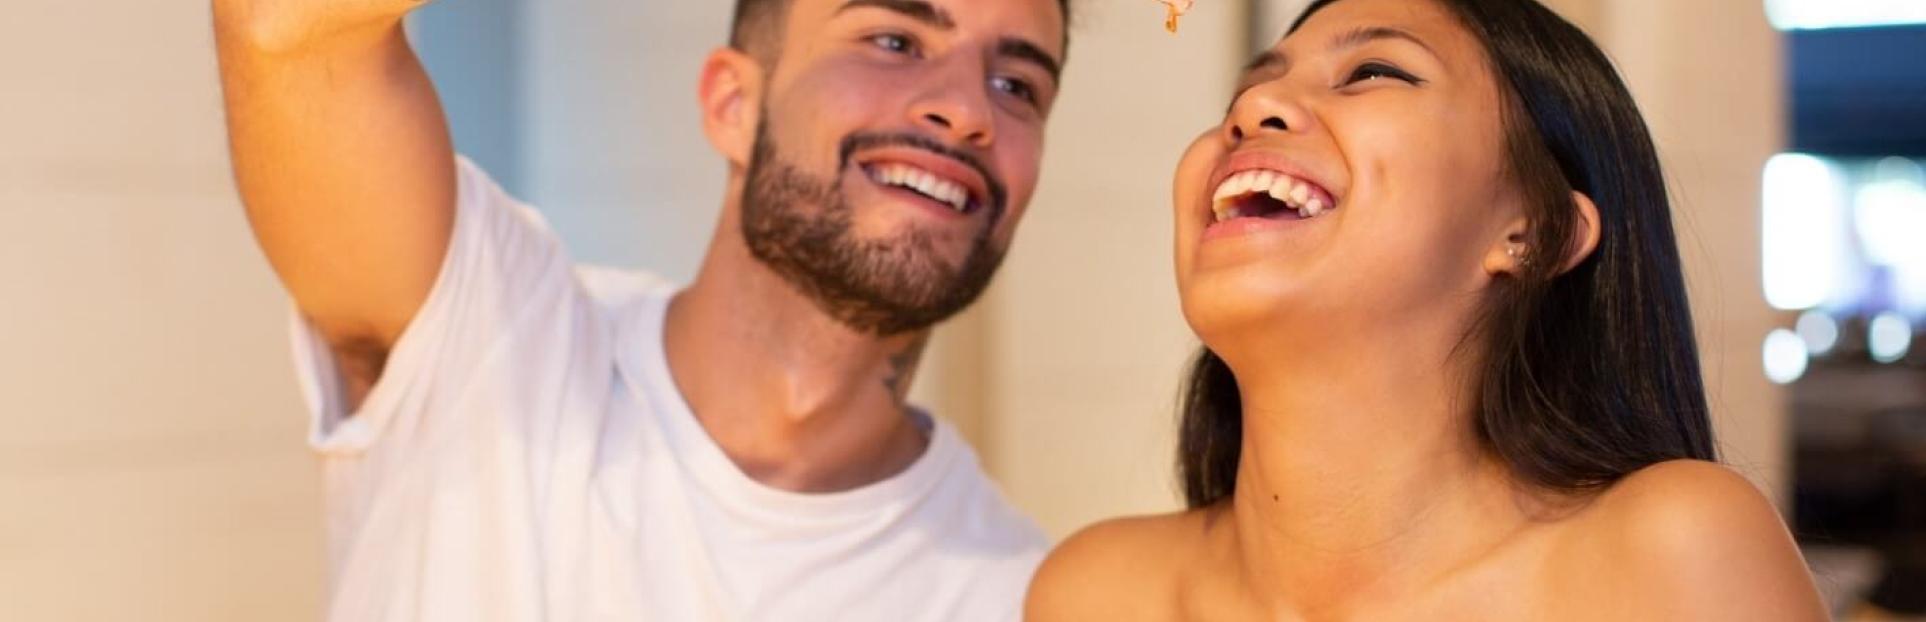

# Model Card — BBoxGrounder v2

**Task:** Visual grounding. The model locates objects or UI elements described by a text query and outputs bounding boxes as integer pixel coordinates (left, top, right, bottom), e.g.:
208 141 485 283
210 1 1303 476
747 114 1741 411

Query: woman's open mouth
1209 168 1335 223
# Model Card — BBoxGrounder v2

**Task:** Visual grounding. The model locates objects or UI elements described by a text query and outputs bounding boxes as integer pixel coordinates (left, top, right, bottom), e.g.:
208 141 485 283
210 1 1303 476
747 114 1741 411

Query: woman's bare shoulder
1025 509 1221 622
1550 460 1828 620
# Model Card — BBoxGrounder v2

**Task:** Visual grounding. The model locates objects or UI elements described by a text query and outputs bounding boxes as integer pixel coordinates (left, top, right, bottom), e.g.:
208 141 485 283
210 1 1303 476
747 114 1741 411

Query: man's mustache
839 132 1009 218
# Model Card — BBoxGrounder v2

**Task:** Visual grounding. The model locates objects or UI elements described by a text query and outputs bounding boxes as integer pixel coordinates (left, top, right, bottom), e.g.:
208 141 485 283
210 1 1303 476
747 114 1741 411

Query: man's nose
907 67 996 148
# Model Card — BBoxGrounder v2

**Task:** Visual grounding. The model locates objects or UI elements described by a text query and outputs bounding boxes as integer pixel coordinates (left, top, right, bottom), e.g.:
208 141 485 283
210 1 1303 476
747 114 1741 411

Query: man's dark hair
729 0 1072 63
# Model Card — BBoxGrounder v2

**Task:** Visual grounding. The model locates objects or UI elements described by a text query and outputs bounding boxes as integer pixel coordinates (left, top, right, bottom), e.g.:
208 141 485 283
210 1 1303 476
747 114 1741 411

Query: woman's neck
1219 331 1536 616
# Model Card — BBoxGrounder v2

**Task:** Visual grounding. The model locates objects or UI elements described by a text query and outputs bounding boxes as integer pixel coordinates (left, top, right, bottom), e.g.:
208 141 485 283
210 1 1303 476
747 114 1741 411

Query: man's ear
1561 191 1602 274
698 47 764 168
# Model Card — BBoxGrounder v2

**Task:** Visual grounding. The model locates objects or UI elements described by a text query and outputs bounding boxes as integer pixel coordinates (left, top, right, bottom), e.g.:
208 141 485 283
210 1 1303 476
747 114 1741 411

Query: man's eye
1343 62 1422 86
869 33 919 57
991 76 1038 105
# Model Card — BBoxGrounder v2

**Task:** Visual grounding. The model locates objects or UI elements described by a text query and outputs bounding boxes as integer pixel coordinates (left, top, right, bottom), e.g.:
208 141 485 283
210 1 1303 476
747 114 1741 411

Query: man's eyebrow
998 38 1063 84
836 0 955 30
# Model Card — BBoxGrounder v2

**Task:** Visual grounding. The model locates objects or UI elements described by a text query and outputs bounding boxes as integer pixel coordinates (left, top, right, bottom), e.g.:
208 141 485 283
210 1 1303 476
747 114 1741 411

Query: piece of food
1159 0 1196 33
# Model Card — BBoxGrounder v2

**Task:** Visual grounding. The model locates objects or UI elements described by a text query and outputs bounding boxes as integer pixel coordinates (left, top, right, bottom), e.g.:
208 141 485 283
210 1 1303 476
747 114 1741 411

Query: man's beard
739 120 1008 337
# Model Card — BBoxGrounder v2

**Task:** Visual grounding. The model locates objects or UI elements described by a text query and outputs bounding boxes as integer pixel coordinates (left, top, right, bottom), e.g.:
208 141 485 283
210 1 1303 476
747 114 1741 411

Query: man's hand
214 0 430 54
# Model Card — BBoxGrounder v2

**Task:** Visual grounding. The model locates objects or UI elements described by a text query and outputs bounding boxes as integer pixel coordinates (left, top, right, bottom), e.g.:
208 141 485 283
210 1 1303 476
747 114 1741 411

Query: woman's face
1173 0 1524 357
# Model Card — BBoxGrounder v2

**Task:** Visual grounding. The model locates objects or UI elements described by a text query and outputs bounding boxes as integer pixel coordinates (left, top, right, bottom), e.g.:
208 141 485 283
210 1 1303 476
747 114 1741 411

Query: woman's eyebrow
1229 25 1436 113
1239 25 1437 83
1232 23 1432 75
1328 26 1438 59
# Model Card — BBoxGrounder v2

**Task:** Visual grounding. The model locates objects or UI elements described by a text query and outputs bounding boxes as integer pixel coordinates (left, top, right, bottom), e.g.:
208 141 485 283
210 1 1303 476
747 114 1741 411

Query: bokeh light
1796 310 1842 356
1765 329 1812 384
1767 0 1926 30
1763 153 1852 311
1868 312 1914 363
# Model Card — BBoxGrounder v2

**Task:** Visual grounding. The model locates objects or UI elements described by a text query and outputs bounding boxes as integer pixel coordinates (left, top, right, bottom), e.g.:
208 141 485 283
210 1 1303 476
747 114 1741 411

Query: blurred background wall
0 0 324 620
13 0 1918 619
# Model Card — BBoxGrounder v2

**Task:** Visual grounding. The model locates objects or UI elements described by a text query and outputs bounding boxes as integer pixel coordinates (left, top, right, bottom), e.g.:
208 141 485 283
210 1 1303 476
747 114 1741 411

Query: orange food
1158 0 1195 34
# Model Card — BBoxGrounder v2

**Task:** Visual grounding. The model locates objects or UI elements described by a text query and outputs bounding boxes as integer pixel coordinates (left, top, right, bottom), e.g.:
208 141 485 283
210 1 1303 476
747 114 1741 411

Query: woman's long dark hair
1179 0 1715 509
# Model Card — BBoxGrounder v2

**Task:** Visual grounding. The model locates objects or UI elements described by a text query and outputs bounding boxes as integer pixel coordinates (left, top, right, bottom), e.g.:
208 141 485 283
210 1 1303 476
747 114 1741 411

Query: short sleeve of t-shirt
286 155 599 456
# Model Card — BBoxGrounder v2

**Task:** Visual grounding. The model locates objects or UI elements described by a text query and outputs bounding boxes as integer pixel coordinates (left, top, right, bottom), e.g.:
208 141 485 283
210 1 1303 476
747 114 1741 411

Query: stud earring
1507 244 1532 268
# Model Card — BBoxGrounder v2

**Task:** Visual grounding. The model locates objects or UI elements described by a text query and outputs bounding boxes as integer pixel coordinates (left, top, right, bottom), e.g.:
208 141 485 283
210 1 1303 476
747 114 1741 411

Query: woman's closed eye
1342 62 1424 87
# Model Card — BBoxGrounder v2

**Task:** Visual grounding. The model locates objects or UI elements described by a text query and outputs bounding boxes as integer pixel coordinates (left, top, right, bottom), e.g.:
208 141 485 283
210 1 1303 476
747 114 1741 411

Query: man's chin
842 204 990 247
803 258 1003 337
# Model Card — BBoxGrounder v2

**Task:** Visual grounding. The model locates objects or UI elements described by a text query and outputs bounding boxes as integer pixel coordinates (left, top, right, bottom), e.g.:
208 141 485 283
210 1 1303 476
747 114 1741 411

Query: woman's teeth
1210 169 1331 223
869 163 971 212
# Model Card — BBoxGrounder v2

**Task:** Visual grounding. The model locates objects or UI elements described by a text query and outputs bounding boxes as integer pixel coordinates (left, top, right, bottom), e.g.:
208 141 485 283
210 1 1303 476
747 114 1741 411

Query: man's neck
662 216 931 494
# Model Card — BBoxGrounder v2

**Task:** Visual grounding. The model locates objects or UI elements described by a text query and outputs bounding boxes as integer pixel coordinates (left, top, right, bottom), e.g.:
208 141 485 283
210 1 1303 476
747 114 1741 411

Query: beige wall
1537 0 1791 502
931 0 1251 538
0 1 324 620
1591 0 1792 503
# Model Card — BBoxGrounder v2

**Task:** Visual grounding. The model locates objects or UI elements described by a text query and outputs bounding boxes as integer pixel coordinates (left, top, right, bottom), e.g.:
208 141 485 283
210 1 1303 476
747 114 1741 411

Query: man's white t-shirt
286 157 1049 622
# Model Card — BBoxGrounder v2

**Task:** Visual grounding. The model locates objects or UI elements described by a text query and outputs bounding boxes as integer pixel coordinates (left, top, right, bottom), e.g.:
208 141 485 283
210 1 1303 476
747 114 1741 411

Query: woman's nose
1229 115 1289 142
1222 84 1310 145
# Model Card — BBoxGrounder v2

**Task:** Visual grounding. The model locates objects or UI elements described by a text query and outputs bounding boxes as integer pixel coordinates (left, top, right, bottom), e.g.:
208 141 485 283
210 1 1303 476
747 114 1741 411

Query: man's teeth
1210 169 1332 223
871 164 970 212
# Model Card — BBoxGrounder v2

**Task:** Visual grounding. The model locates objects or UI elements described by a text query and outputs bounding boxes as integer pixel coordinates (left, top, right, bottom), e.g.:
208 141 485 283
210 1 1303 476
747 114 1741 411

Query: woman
1027 0 1828 619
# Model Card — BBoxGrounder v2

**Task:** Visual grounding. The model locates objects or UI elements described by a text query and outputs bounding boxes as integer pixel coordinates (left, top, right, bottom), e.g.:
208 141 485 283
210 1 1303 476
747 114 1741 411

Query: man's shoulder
907 422 1050 555
574 264 680 313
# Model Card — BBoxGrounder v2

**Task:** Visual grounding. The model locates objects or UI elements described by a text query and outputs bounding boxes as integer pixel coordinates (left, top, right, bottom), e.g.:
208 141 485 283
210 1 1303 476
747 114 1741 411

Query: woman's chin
1182 291 1302 351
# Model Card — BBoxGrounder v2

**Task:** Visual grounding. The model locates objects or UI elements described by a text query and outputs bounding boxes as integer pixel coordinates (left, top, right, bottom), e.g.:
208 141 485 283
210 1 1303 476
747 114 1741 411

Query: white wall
0 1 323 620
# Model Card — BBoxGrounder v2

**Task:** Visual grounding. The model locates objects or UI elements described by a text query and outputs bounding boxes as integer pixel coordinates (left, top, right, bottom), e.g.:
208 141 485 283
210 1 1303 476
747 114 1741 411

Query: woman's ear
1482 192 1604 278
1561 191 1602 274
698 47 764 169
1484 216 1533 278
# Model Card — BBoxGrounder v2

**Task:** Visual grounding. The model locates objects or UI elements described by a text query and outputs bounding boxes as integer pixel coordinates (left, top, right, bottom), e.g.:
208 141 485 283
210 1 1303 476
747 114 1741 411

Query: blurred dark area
1790 25 1926 157
1785 22 1926 618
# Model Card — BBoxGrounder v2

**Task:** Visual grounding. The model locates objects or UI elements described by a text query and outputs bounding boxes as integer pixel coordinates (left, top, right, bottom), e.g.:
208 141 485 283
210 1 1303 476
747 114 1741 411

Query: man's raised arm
213 0 454 399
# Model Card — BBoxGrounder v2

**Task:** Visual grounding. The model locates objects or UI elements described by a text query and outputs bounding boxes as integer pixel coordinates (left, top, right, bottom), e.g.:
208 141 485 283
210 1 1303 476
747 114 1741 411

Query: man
211 0 1069 619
